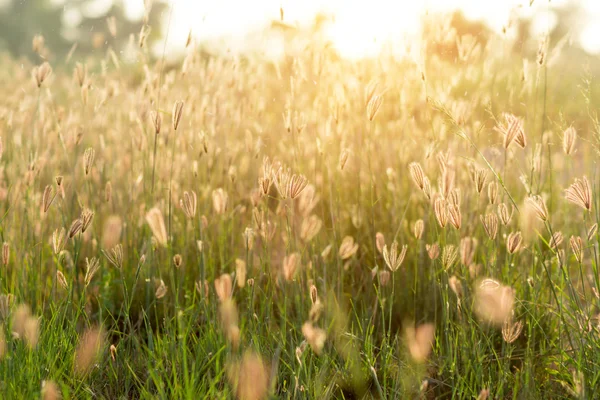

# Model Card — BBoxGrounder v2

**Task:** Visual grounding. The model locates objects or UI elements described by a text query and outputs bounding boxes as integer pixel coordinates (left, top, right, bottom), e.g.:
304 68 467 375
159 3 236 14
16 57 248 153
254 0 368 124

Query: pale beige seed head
103 244 123 269
549 231 564 251
83 147 95 176
338 236 359 260
180 191 197 219
150 110 161 134
145 208 168 246
110 344 117 361
382 240 407 272
212 188 229 215
228 351 270 400
477 389 490 400
408 162 426 190
32 34 45 53
68 219 83 239
366 94 383 121
172 100 184 131
23 317 40 349
495 113 526 149
74 327 104 376
243 227 255 250
12 304 31 340
375 232 385 254
441 245 458 270
56 270 68 290
52 228 67 254
565 176 592 211
338 148 350 171
448 276 463 299
487 181 498 205
309 285 319 305
41 380 61 400
173 254 183 269
588 224 598 241
302 322 326 355
33 61 52 87
474 279 515 326
506 231 523 254
84 257 100 287
473 168 488 194
426 243 440 260
283 253 301 281
502 317 524 344
480 213 498 240
413 220 424 239
80 209 94 233
526 195 549 221
215 274 233 302
497 203 513 225
219 299 239 348
563 126 577 155
434 197 448 228
405 323 435 363
379 269 392 287
570 236 584 263
42 185 56 213
1 242 8 266
460 237 477 266
300 215 322 242
447 203 462 230
155 279 167 299
235 259 246 288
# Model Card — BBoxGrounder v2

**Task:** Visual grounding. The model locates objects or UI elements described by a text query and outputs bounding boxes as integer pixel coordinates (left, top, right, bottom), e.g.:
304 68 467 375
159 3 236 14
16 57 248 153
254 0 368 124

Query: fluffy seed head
338 236 359 260
563 126 577 155
145 208 168 246
565 176 592 211
506 231 523 254
382 240 407 272
172 100 184 131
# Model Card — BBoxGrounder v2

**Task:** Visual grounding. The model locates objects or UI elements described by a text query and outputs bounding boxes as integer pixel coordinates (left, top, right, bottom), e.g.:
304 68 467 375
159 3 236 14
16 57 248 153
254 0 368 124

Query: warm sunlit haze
120 0 600 57
1 0 600 398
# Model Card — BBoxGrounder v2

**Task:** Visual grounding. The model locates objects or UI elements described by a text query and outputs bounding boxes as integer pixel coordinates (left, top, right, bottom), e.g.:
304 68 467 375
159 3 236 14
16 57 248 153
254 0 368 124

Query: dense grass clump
0 11 600 399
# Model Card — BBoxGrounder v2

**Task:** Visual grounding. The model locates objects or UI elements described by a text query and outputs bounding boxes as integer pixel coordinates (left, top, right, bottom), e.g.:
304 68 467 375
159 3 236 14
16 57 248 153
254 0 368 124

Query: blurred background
0 0 598 62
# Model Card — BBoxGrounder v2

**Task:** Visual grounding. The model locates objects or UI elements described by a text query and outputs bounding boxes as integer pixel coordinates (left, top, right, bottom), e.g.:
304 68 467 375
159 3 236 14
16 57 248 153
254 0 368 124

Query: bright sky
120 0 600 58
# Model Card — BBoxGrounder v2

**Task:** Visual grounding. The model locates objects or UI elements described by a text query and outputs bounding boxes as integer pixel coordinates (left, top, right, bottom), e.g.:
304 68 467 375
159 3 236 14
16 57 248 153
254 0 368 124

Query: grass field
0 15 600 399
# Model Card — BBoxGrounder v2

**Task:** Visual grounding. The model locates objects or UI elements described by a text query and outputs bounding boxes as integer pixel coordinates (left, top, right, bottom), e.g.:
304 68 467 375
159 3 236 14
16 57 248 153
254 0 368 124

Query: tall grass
0 12 599 399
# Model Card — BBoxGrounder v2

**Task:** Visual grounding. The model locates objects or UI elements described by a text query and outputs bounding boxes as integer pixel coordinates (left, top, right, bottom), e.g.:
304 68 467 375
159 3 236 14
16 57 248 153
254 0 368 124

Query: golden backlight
122 0 599 58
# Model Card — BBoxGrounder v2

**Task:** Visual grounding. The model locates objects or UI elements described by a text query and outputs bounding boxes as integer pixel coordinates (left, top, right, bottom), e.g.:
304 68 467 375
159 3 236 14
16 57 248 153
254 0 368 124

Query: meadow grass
0 16 600 399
